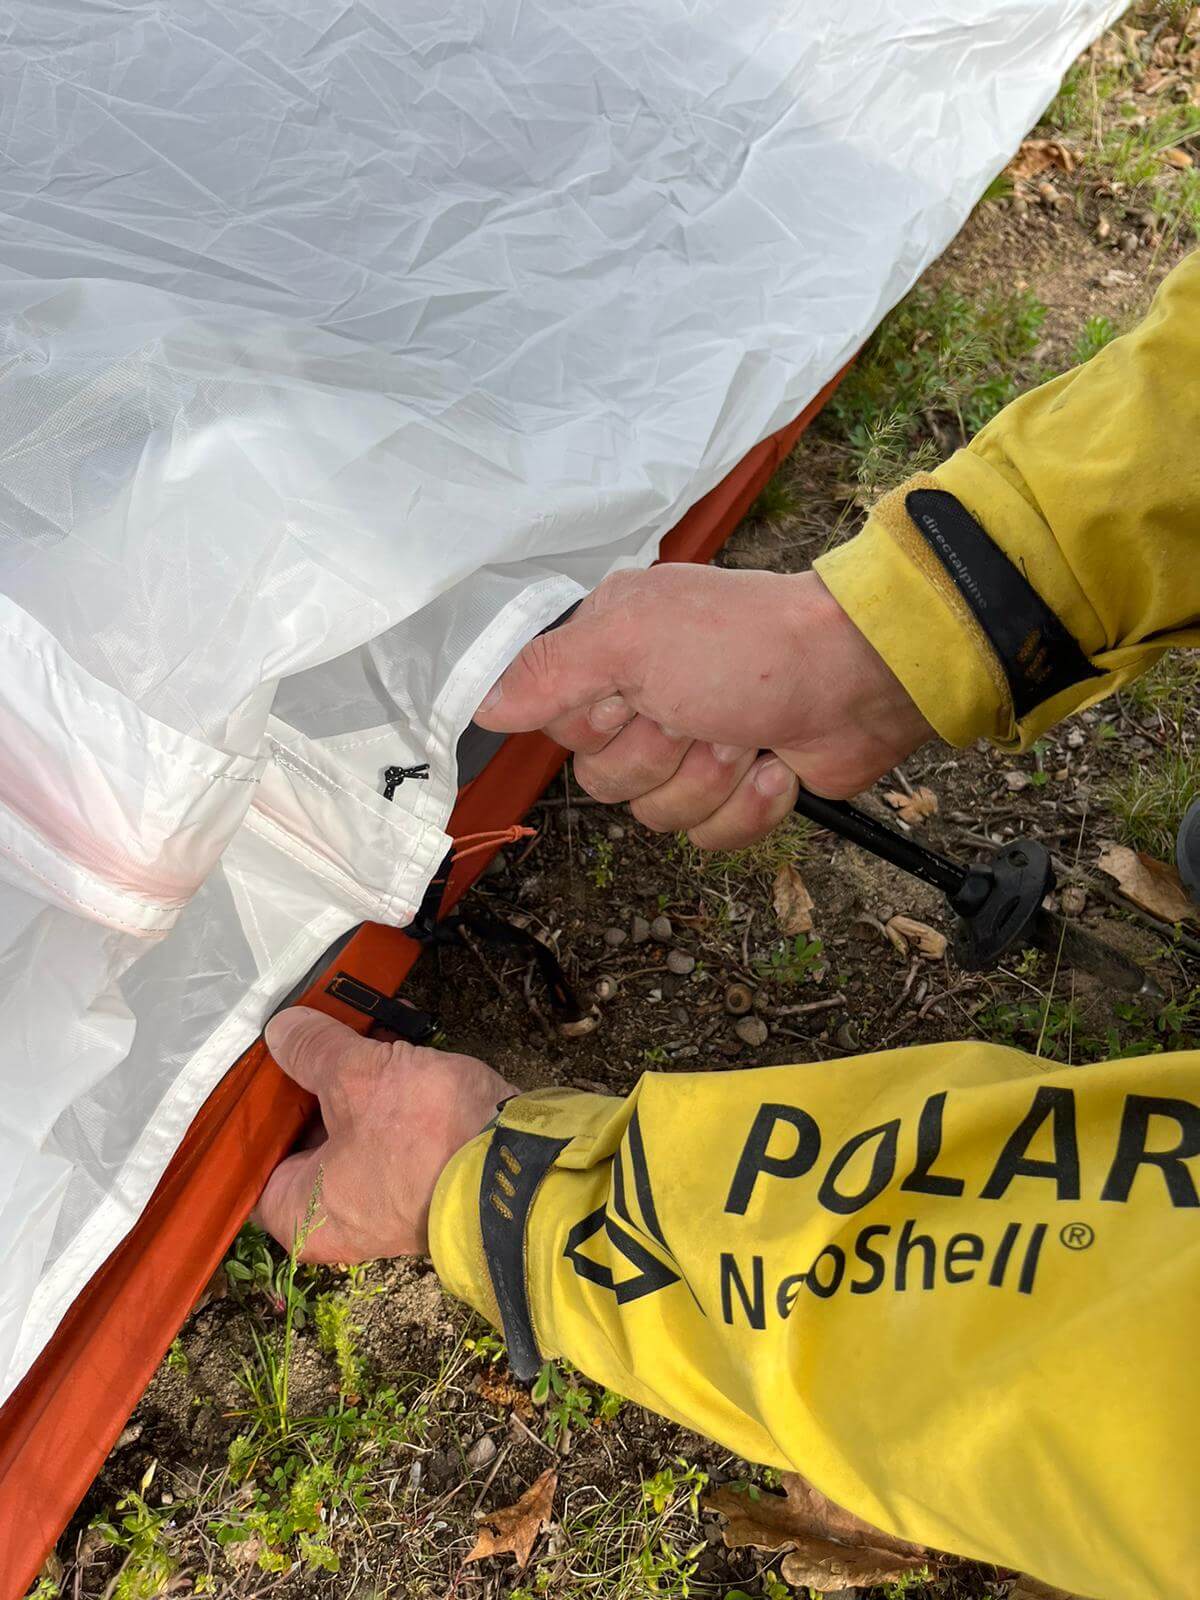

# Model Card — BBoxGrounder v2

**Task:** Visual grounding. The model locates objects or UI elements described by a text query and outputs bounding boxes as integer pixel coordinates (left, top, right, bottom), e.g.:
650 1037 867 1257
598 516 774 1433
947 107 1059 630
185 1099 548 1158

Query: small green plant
531 1361 625 1449
676 814 815 886
756 934 824 987
642 1460 709 1518
91 1464 178 1600
882 1569 932 1599
642 1044 671 1067
1102 746 1199 862
25 1579 61 1600
314 1292 365 1400
165 1338 189 1375
750 475 801 524
826 283 1048 493
1072 314 1117 366
224 1222 316 1326
589 836 616 891
464 1327 507 1366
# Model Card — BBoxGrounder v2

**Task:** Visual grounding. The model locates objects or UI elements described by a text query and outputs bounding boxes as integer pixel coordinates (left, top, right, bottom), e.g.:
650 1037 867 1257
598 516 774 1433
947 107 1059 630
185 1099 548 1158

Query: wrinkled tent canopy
0 0 1122 1416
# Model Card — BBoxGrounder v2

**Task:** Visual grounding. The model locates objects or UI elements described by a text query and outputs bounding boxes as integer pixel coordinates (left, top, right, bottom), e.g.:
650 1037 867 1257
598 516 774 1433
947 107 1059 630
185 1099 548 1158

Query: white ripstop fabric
0 0 1123 1402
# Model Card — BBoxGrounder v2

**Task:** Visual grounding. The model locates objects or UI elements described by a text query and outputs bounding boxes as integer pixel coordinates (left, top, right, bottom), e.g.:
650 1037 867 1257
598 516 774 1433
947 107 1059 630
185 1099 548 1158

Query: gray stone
650 914 673 942
666 949 695 975
466 1435 497 1470
734 1016 769 1048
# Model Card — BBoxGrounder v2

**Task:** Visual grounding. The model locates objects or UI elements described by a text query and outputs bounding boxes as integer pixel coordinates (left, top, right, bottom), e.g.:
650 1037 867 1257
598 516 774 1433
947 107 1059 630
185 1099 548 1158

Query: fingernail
754 757 794 798
589 694 631 732
478 682 502 713
711 743 746 765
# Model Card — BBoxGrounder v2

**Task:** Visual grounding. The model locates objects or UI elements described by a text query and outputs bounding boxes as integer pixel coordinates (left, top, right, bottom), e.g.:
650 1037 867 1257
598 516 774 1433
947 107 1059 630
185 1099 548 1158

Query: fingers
629 740 755 833
474 593 637 733
574 715 690 804
685 754 799 851
264 1007 393 1127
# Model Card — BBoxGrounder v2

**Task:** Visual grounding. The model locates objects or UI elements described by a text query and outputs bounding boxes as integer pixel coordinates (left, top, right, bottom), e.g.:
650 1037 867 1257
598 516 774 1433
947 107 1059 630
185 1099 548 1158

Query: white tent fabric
0 0 1122 1404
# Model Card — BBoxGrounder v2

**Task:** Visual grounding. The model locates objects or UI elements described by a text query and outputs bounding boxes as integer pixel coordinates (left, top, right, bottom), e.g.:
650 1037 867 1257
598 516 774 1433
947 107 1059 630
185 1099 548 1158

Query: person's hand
475 565 931 848
254 1007 513 1264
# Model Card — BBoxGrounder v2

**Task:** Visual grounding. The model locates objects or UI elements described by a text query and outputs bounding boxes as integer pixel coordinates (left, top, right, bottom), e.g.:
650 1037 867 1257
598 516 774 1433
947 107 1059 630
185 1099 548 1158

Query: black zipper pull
382 763 430 801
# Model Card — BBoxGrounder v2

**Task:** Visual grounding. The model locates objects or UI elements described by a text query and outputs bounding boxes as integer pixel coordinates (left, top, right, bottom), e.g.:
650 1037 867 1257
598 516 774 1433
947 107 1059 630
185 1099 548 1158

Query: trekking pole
790 786 1163 1000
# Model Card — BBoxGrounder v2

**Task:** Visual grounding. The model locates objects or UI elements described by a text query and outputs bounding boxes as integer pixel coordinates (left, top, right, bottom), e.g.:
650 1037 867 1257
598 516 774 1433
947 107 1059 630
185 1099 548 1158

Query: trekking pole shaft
792 788 967 898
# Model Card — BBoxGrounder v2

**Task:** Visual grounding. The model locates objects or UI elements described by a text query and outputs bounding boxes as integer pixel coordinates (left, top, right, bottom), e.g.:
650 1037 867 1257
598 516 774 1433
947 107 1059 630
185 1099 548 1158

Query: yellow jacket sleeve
430 1044 1200 1600
814 249 1200 750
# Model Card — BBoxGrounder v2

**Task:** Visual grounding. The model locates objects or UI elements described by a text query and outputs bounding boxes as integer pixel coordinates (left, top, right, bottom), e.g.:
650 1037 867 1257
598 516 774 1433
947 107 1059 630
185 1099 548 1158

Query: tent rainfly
0 0 1123 1585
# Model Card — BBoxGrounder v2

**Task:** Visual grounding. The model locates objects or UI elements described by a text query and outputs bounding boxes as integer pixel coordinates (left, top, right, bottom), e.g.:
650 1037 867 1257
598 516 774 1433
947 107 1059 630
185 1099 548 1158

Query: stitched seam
0 623 262 786
0 835 174 933
267 737 421 832
243 806 405 918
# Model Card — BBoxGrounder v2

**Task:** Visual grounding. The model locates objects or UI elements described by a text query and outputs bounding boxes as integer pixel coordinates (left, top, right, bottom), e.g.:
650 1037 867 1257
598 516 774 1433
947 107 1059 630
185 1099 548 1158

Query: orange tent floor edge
0 377 840 1598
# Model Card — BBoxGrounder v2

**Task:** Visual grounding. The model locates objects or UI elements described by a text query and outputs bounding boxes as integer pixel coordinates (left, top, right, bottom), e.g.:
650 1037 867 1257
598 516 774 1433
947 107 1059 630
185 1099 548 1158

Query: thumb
264 1006 367 1094
474 608 631 732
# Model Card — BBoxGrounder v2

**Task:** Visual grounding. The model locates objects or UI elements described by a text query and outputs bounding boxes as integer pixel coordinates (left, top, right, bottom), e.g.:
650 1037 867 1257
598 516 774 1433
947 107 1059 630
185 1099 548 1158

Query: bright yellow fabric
816 249 1200 749
430 250 1200 1600
433 1047 1200 1599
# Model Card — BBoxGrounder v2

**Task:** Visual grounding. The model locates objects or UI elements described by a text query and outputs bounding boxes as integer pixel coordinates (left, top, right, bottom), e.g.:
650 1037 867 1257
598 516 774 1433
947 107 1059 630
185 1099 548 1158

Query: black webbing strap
479 1125 570 1380
905 488 1102 719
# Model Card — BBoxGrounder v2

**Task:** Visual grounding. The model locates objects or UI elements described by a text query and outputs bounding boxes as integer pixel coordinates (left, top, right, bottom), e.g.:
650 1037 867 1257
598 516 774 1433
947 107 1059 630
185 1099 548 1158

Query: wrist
775 569 933 795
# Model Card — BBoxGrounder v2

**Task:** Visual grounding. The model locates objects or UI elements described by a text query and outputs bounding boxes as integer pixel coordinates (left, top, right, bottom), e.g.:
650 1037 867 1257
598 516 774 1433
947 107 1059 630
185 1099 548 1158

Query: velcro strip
479 1126 569 1381
905 488 1101 719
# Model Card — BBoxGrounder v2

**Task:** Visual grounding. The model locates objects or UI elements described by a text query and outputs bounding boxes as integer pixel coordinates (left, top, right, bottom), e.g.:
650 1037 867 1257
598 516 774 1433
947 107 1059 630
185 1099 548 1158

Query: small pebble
666 949 695 976
1066 728 1086 749
115 1423 143 1451
606 823 626 842
1004 770 1030 791
466 1435 497 1470
648 987 662 1002
595 975 619 1002
630 914 651 945
1062 885 1088 917
604 927 628 948
650 914 673 942
835 1021 861 1052
734 1016 769 1048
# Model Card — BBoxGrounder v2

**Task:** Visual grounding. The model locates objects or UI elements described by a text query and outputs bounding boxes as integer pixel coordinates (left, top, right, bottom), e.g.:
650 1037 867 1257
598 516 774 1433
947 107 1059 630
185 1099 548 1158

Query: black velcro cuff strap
479 1125 569 1381
905 488 1101 720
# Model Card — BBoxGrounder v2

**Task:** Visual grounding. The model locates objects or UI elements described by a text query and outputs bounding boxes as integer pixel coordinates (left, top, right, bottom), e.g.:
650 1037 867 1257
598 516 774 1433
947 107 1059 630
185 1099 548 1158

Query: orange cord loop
450 825 537 863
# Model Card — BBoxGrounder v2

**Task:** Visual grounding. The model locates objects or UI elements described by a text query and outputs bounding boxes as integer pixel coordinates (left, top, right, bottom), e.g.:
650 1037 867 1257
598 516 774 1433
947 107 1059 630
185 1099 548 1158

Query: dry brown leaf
705 1471 934 1593
773 861 815 935
1007 138 1075 182
883 785 939 826
477 1369 535 1420
1009 1576 1094 1600
1163 145 1195 168
1097 845 1197 924
886 914 948 960
467 1468 557 1568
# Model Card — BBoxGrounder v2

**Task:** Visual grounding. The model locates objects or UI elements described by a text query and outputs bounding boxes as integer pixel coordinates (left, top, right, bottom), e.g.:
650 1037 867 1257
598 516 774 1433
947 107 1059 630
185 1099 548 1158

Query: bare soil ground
40 11 1199 1600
